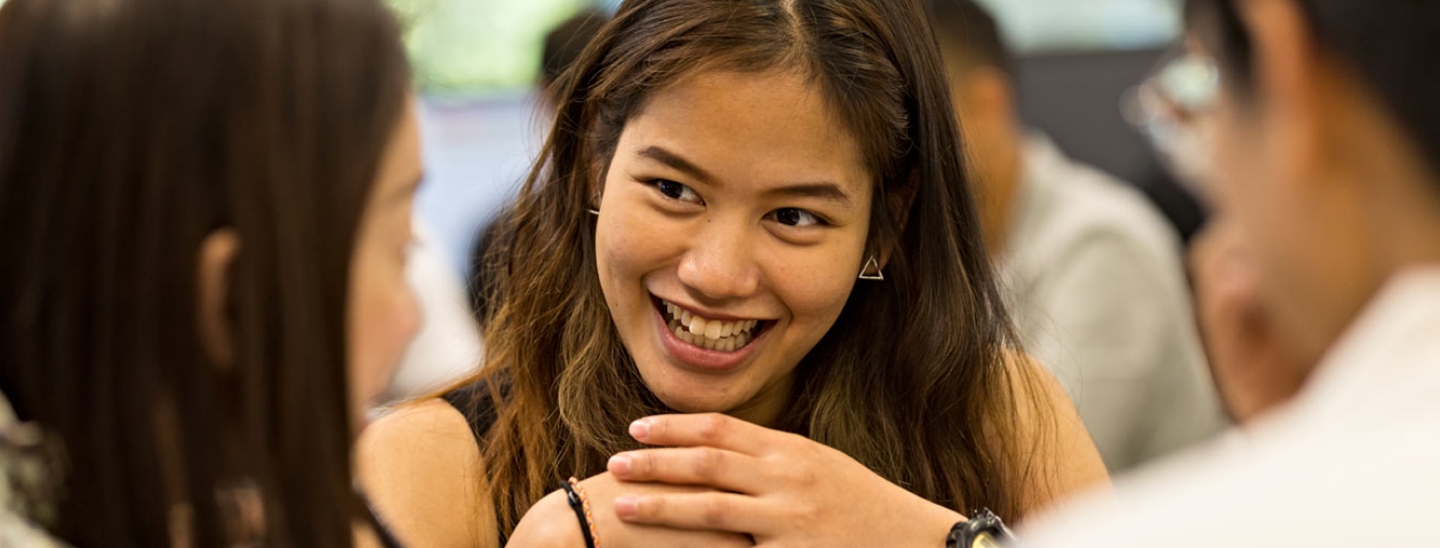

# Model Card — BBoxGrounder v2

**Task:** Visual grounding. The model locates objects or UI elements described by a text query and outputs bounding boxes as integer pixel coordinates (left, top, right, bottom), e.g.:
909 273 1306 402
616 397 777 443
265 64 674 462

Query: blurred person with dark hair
929 0 1225 473
0 0 421 545
539 9 610 112
1015 0 1440 545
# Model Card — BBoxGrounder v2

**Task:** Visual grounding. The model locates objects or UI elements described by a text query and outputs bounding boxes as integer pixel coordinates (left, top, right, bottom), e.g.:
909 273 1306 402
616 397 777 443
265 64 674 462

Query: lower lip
654 306 765 373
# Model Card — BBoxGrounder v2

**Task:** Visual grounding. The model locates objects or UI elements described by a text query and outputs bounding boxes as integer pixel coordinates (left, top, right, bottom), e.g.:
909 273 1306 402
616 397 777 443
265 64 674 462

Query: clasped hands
509 414 962 548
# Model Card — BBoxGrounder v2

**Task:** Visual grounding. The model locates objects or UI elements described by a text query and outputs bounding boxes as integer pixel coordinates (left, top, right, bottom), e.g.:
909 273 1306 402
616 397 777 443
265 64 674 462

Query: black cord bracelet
560 480 598 548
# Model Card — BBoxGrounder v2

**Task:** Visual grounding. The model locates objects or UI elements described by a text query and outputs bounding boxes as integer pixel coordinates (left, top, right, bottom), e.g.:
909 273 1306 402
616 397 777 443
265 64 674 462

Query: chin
637 367 751 414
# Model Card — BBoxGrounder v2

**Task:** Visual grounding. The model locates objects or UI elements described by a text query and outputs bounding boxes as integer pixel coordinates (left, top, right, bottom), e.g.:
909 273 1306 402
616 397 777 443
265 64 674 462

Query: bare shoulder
358 398 499 548
1001 350 1112 520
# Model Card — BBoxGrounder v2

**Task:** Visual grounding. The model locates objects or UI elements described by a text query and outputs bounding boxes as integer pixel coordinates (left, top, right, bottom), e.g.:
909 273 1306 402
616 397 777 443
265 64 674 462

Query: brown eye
651 179 703 204
770 208 823 227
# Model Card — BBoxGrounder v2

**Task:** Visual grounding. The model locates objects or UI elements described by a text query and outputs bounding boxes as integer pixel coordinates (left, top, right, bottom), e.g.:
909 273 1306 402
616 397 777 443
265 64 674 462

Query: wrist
911 501 966 548
510 490 586 548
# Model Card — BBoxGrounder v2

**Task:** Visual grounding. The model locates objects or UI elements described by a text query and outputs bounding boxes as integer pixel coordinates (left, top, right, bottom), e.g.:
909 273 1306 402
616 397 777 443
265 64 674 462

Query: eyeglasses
1122 48 1221 196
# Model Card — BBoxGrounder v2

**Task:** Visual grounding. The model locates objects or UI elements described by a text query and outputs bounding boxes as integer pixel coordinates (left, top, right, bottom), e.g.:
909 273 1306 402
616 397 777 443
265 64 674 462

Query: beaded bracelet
561 477 601 548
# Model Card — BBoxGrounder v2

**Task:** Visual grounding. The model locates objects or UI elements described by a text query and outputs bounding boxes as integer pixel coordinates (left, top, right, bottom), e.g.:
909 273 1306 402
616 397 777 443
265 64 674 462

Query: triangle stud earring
858 255 885 281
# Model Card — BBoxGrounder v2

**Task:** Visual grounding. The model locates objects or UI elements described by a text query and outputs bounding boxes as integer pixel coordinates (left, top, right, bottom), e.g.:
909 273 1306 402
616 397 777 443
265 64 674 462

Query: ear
966 67 1015 121
197 229 241 368
1242 0 1326 185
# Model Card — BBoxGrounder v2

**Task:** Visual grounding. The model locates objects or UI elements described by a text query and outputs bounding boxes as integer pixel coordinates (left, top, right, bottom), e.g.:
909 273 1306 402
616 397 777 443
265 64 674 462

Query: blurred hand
507 471 752 548
1190 219 1311 424
606 413 963 548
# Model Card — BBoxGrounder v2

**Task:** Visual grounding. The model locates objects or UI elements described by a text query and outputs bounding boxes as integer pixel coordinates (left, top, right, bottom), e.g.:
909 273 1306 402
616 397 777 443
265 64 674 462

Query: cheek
595 200 680 303
770 249 860 330
348 254 421 404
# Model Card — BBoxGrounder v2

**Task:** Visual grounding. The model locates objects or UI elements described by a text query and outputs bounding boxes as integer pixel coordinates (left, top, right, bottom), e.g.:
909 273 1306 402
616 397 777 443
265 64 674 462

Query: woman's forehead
618 69 871 197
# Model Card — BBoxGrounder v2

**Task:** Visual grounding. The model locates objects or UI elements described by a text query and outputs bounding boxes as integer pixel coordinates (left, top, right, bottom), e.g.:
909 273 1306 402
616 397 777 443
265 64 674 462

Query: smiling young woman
359 1 1108 547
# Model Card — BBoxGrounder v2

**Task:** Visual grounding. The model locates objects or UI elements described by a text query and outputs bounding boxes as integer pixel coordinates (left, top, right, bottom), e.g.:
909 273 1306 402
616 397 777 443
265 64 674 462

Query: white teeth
660 300 762 352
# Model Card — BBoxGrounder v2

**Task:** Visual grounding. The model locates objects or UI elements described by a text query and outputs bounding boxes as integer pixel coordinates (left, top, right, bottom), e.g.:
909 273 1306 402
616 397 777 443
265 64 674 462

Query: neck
1359 159 1440 281
1302 108 1440 361
726 373 795 428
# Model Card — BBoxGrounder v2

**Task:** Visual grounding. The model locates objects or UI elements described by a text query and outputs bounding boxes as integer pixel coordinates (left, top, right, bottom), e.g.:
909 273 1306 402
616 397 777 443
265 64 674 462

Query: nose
677 218 761 303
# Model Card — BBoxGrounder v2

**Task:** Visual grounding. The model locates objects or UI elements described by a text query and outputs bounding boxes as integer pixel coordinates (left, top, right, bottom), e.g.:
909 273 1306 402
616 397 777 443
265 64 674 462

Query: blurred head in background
929 0 1022 251
538 9 609 111
467 9 610 326
1185 0 1440 366
0 0 417 544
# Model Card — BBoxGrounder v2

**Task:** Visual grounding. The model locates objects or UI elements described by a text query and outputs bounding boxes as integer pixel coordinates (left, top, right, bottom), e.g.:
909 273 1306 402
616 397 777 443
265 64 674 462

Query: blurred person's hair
465 0 1054 536
1185 0 1440 176
928 0 1015 82
0 0 410 545
468 214 511 327
541 9 609 89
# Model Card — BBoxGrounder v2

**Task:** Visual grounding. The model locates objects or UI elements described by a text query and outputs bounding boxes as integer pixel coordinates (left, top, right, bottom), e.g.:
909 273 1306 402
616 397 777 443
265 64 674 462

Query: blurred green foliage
387 0 589 98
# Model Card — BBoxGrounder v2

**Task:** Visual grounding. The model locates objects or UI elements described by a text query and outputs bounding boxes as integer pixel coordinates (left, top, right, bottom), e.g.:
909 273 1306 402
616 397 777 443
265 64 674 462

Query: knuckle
790 465 818 488
699 413 729 442
637 495 665 520
702 497 729 528
634 453 655 477
694 448 725 481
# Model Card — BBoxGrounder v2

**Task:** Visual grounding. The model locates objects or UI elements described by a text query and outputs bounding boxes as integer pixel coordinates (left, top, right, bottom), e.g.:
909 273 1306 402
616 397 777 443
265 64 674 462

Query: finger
630 413 785 456
609 447 767 494
612 491 778 535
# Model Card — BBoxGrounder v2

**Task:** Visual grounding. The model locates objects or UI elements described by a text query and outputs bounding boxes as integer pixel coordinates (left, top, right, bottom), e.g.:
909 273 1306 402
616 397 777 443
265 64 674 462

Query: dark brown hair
0 0 410 545
1187 0 1440 176
929 0 1016 82
470 0 1052 535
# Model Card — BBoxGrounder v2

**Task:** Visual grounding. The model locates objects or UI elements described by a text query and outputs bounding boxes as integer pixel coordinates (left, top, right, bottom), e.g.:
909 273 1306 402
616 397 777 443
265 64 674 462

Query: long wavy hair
0 0 410 545
468 0 1053 534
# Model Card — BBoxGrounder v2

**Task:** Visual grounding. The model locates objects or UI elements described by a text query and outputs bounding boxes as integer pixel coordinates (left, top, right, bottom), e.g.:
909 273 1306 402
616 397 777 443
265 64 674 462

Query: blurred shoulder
359 398 497 548
1015 135 1181 270
999 350 1113 520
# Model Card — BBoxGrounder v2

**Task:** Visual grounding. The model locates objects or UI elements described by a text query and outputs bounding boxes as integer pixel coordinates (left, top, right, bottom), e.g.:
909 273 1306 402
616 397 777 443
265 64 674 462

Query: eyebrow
765 183 853 207
636 146 854 207
637 146 716 185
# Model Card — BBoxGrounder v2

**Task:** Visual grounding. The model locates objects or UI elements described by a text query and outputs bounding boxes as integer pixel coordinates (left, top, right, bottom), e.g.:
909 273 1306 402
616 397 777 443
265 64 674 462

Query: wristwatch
946 508 1016 548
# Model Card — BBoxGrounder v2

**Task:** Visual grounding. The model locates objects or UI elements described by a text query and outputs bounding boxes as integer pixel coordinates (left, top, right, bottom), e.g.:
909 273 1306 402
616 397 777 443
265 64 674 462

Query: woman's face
348 101 424 430
595 69 873 425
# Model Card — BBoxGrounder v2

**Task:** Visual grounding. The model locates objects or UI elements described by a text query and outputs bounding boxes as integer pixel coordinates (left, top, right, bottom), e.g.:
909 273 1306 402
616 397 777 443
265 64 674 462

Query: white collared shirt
1022 267 1440 548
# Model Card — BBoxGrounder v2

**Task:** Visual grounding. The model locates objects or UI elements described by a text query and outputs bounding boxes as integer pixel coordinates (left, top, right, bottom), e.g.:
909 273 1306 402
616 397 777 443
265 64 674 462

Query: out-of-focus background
392 0 1203 280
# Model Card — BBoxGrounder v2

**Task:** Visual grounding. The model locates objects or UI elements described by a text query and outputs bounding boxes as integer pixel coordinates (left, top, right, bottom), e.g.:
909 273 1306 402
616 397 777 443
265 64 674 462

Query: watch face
973 532 1004 548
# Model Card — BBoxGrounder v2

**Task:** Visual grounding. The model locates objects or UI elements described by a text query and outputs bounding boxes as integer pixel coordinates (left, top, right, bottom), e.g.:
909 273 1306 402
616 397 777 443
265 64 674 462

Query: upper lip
655 296 770 323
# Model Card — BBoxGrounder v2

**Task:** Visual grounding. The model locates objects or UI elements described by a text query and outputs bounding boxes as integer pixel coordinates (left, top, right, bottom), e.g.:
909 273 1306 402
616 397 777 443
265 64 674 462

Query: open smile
649 295 773 371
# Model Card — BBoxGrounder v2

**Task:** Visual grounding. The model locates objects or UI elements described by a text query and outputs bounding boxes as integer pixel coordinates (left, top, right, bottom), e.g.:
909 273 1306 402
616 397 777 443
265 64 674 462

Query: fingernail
608 454 632 475
614 495 639 519
629 419 650 440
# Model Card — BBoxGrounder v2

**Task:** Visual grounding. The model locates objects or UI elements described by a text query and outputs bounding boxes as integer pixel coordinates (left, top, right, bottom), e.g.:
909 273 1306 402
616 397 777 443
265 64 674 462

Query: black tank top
441 382 500 449
440 382 510 547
